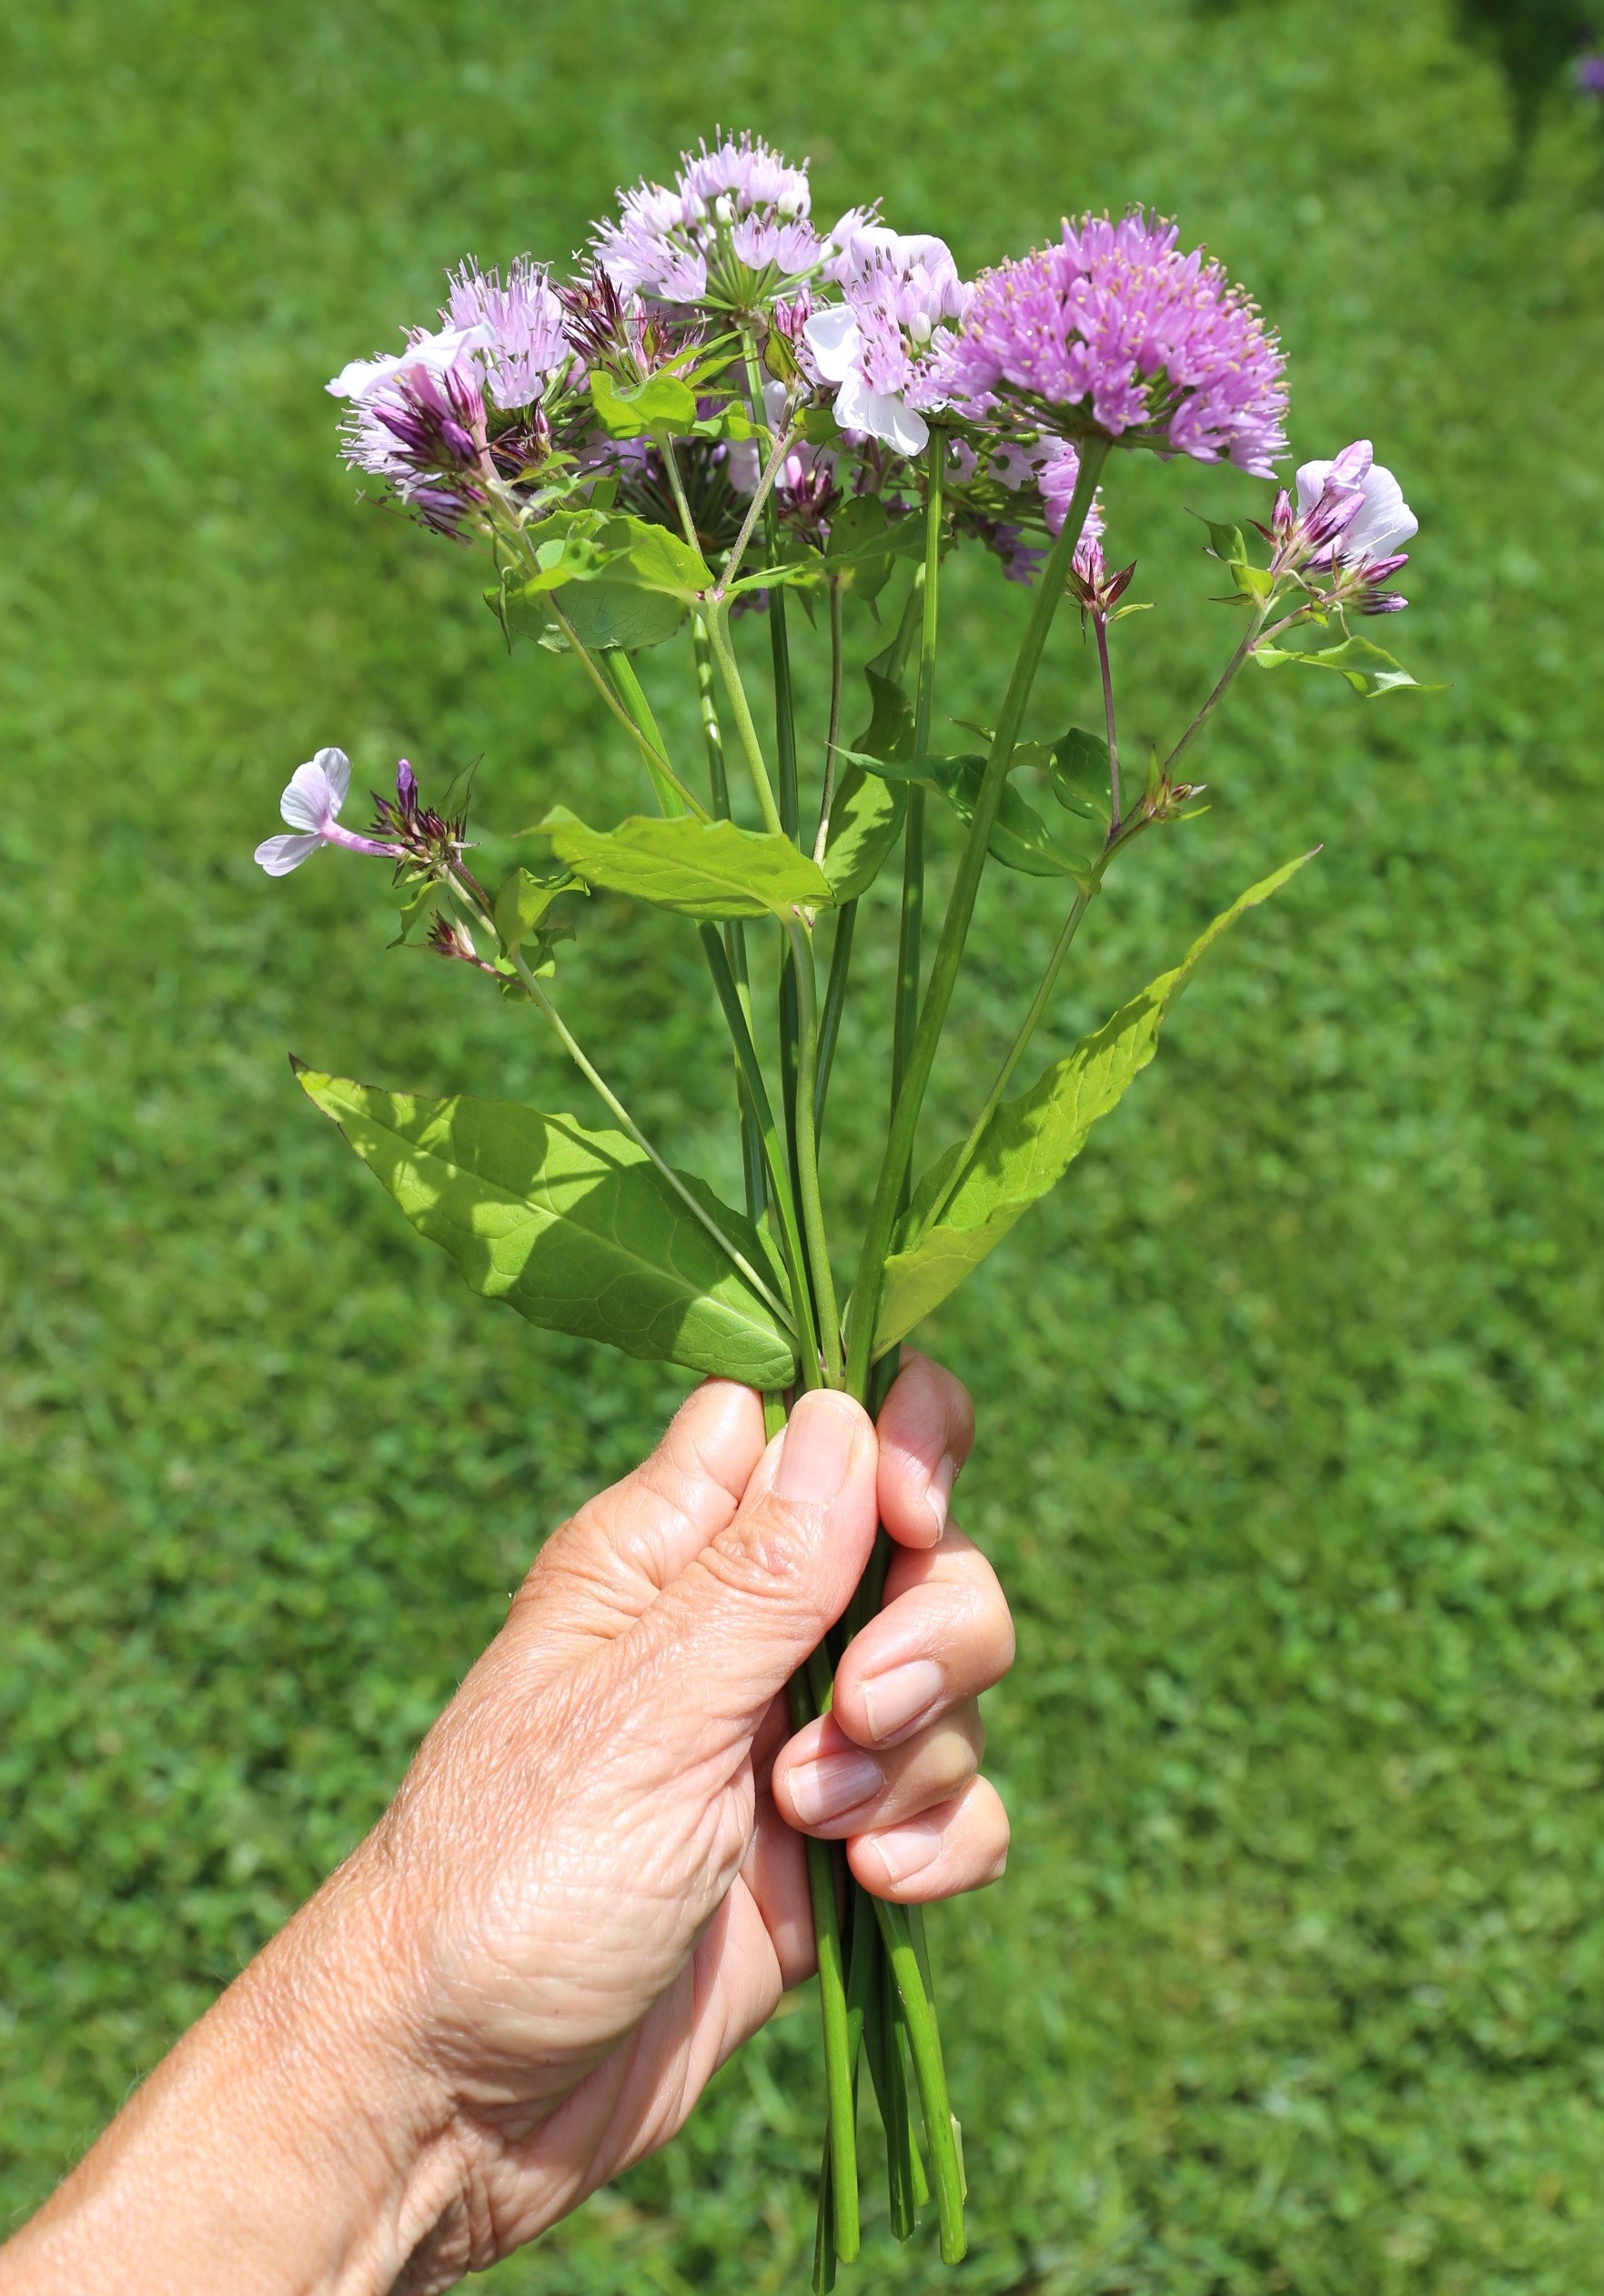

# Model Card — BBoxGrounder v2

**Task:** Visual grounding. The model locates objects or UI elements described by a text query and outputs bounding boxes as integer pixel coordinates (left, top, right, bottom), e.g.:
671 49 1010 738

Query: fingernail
860 1657 943 1743
864 1817 942 1887
786 1748 883 1826
775 1391 861 1504
927 1452 957 1538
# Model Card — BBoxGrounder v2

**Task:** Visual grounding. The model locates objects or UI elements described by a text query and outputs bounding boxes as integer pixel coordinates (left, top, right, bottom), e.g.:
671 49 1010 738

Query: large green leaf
551 582 689 651
297 1072 797 1386
822 765 905 902
533 807 833 920
870 853 1314 1353
940 755 1089 881
493 509 713 652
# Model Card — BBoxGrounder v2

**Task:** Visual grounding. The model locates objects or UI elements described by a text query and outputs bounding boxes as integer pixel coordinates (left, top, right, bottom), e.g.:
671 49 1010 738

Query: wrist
1 1848 467 2296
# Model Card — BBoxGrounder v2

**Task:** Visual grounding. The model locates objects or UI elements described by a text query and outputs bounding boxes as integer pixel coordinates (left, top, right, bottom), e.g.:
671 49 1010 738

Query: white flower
1295 441 1417 565
327 322 492 402
255 748 398 876
804 304 932 455
802 231 970 457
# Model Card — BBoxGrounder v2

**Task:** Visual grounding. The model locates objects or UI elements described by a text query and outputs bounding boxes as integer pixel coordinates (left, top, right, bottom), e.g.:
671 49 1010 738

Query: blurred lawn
3 1 1603 2289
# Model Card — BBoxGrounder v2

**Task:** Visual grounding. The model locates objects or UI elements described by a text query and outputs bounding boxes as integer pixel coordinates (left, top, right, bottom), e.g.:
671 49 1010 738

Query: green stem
693 613 767 1224
718 417 799 595
697 924 820 1386
858 1916 921 2238
547 600 709 821
770 563 800 838
914 880 1095 1241
843 436 1111 1399
787 1669 860 2264
705 604 785 837
813 901 856 1142
812 578 845 865
655 428 700 554
873 1895 966 2262
740 330 801 848
1094 609 1121 834
602 651 684 817
1162 600 1269 784
692 613 731 816
786 923 842 1388
889 440 946 1194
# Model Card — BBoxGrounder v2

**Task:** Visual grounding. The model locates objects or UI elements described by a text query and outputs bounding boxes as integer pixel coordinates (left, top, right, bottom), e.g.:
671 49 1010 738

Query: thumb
616 1389 879 1751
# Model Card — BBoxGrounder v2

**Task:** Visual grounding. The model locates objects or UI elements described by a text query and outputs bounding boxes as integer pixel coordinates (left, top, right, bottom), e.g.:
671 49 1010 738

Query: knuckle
699 1493 824 1633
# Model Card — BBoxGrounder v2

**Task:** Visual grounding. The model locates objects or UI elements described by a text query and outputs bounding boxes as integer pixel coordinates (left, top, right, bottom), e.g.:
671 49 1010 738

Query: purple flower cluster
329 267 573 531
442 257 573 409
943 209 1287 477
593 132 861 313
317 136 1423 627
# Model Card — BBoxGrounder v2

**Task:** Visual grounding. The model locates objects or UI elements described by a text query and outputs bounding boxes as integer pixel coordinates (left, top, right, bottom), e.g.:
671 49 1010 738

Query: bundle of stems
610 401 1112 2280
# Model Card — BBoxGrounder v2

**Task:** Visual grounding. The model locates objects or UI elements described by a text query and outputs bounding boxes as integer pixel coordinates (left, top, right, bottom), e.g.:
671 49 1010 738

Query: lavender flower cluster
318 131 1338 591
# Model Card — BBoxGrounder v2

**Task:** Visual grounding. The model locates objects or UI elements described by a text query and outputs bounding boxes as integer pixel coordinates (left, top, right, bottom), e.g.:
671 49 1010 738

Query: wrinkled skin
1 1357 1014 2296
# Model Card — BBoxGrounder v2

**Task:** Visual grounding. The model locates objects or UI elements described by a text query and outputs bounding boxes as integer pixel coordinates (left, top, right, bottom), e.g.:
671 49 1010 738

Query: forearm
0 1858 457 2296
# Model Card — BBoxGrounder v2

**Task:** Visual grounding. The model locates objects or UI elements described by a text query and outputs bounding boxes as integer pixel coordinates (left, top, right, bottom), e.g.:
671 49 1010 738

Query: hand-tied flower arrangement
259 133 1424 2281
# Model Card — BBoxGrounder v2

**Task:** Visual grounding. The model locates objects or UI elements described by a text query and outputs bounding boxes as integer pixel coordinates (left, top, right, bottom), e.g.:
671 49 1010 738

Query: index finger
875 1351 975 1550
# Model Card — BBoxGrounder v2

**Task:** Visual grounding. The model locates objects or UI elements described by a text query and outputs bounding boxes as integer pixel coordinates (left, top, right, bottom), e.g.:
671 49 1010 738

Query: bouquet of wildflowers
257 133 1425 2280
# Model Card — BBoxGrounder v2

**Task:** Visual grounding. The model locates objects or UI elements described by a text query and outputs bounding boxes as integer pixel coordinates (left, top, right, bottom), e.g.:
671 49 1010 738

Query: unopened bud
427 913 482 965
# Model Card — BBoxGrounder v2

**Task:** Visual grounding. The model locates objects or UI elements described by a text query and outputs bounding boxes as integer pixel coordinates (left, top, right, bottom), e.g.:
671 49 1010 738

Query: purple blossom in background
943 209 1287 477
254 750 400 876
593 131 863 311
1578 51 1604 91
441 257 574 409
803 231 971 454
1034 438 1105 558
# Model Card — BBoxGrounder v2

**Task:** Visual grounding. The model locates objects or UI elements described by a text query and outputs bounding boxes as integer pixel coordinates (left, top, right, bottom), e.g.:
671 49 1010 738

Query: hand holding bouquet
257 133 1425 2281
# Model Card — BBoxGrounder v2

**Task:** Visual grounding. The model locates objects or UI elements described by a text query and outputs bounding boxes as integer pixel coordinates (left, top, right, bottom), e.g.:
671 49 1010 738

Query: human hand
0 1356 1014 2296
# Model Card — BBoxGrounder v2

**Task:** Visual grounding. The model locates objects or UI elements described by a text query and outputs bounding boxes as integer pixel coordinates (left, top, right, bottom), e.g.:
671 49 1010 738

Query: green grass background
3 2 1601 2288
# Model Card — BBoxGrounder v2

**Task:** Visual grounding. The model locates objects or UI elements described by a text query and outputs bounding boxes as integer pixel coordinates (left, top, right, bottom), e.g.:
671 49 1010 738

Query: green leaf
1206 520 1248 566
822 764 906 902
494 864 577 955
829 741 1091 879
821 497 919 599
1254 631 1434 699
297 1072 797 1386
553 582 688 651
871 852 1316 1353
493 510 713 652
532 807 834 920
858 666 915 762
589 369 701 438
505 509 713 600
1048 727 1112 824
940 756 1088 881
